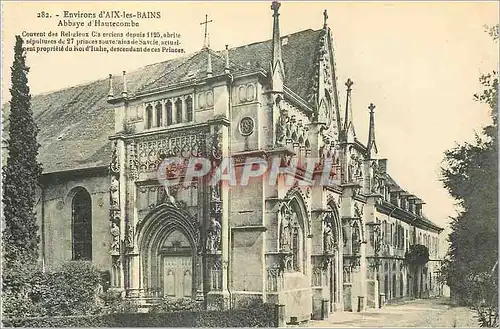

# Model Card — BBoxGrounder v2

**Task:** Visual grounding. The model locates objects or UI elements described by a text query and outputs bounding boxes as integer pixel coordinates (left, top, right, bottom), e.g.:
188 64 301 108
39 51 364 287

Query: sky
1 1 499 250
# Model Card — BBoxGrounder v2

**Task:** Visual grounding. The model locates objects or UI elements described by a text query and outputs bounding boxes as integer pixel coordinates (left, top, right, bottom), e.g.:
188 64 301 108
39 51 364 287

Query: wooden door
163 255 193 298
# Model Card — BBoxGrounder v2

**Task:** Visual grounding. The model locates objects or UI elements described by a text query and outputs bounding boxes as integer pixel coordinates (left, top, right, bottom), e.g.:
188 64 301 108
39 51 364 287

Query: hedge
2 304 277 327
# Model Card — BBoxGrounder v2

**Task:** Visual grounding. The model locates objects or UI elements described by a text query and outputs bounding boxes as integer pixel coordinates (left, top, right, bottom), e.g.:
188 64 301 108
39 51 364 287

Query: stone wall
40 171 110 271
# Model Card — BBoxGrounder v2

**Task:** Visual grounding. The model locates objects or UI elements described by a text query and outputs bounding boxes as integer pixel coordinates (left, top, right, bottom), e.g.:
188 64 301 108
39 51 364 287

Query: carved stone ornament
208 125 222 165
110 140 120 176
239 116 255 136
135 130 207 174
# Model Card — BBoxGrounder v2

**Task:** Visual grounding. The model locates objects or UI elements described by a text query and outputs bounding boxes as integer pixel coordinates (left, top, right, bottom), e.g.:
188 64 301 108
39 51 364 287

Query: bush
3 303 277 327
37 261 102 316
149 297 202 313
2 263 44 318
2 260 103 318
100 290 139 314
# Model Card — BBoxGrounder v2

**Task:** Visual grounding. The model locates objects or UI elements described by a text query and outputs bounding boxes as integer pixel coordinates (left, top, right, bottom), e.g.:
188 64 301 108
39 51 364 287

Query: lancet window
72 188 92 261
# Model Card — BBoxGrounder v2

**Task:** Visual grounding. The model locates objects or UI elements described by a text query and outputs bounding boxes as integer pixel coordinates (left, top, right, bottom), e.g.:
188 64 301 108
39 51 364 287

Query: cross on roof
271 1 281 15
368 103 376 112
323 9 328 27
200 14 213 49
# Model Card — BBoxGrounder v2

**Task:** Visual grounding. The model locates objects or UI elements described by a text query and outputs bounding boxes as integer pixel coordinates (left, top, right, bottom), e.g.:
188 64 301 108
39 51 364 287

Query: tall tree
440 24 498 326
2 35 42 268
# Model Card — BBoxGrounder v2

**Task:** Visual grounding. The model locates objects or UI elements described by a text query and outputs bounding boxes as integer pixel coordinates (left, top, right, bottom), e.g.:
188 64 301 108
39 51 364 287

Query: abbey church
13 1 443 322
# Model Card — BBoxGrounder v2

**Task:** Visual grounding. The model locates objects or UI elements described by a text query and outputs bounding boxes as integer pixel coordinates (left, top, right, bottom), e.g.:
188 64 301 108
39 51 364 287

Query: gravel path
302 298 479 328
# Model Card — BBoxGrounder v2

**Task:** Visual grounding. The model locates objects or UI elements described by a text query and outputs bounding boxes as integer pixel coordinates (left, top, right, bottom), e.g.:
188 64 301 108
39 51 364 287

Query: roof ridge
225 28 318 52
136 51 203 94
17 28 321 99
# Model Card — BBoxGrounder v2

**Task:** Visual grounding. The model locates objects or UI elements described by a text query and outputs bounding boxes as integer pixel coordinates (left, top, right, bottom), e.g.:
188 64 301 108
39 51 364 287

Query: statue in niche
323 214 337 253
275 100 289 146
280 206 292 251
211 184 220 201
110 222 120 254
354 156 363 179
125 225 134 249
348 153 357 181
110 176 119 209
352 222 361 255
323 226 335 254
207 216 221 252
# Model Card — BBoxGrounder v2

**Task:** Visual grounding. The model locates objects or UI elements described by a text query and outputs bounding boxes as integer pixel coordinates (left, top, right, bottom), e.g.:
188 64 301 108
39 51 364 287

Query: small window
175 98 183 124
146 105 153 129
155 103 162 127
166 100 173 125
186 96 193 122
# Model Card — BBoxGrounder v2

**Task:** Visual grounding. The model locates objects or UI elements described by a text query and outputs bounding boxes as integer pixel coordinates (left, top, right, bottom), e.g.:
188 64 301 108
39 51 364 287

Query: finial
271 0 281 16
122 71 128 98
345 78 353 91
323 9 328 28
200 14 213 49
369 103 376 112
343 78 356 141
224 45 230 74
107 74 114 100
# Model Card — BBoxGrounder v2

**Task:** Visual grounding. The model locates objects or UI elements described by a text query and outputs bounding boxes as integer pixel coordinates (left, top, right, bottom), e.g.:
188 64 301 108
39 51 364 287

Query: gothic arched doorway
136 203 201 299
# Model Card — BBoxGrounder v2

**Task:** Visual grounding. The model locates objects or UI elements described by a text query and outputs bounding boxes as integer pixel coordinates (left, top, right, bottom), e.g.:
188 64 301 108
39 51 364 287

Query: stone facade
30 1 443 323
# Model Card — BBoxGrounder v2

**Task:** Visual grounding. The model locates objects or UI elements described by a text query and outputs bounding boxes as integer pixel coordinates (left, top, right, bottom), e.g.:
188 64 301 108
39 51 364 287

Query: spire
224 45 230 74
323 9 328 29
206 49 213 77
107 74 114 100
270 0 285 91
343 79 356 141
121 71 128 98
367 103 378 157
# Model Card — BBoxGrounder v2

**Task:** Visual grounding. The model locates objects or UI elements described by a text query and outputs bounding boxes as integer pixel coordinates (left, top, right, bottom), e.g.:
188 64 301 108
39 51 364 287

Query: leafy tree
2 35 42 268
440 24 498 327
404 244 429 298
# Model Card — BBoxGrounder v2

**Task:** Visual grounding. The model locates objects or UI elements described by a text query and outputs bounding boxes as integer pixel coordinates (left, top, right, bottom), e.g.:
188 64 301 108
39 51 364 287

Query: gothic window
175 98 183 123
292 227 299 271
146 104 153 129
166 100 173 126
72 188 92 260
155 103 162 127
186 96 193 122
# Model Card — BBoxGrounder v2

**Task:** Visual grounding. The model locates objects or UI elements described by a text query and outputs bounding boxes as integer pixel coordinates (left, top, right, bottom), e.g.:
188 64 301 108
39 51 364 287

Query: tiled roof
2 29 323 174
